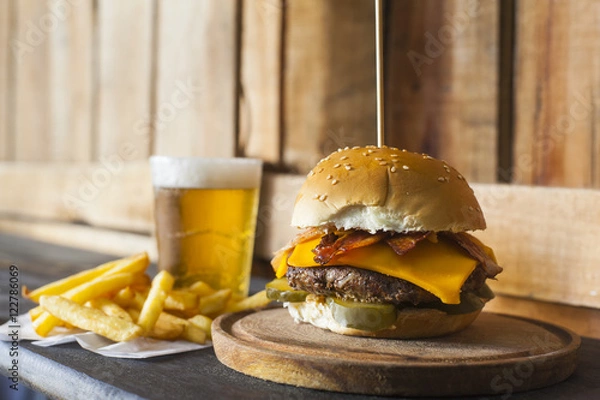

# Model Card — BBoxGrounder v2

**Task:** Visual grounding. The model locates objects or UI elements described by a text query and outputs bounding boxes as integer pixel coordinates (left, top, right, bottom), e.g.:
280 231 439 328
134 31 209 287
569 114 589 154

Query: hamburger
267 145 502 338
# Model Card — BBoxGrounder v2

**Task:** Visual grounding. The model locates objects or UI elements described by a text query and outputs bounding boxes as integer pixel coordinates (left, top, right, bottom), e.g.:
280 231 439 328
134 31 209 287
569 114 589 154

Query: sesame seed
476 207 481 212
331 179 338 185
333 163 341 168
390 166 397 173
344 165 352 171
379 161 387 166
401 149 407 152
313 194 319 199
308 170 315 177
444 166 451 173
468 206 474 211
337 148 343 152
318 167 324 173
366 145 376 149
457 174 464 180
368 149 375 153
319 194 328 201
391 159 400 163
362 152 369 156
340 156 348 160
390 154 399 158
437 177 445 182
352 146 360 149
374 157 383 161
402 165 409 170
344 146 350 150
390 147 398 151
326 174 333 180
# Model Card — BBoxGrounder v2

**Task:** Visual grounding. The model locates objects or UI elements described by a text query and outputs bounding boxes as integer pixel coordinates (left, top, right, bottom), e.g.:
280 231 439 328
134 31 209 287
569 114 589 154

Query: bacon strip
385 231 430 256
312 230 388 265
441 232 503 278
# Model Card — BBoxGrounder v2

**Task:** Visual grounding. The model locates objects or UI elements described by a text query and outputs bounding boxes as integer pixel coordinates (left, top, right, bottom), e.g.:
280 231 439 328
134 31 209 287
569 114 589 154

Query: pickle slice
426 284 494 315
265 278 309 303
326 297 398 332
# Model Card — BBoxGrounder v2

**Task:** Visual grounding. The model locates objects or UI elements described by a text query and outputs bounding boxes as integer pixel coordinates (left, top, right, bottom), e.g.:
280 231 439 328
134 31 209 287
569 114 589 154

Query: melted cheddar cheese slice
283 237 480 305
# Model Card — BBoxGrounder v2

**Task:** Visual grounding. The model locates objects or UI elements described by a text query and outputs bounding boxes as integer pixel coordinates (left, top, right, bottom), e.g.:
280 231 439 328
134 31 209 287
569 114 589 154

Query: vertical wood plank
95 0 154 161
13 0 93 162
386 0 498 183
282 0 376 173
513 0 600 188
0 0 11 160
238 0 283 163
153 0 238 158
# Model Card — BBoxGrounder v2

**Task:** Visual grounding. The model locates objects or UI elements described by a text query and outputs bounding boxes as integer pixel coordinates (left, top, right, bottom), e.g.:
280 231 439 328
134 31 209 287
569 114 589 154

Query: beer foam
150 156 263 189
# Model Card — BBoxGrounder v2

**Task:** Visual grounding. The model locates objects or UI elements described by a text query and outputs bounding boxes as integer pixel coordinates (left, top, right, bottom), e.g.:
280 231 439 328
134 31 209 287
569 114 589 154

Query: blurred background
0 0 599 338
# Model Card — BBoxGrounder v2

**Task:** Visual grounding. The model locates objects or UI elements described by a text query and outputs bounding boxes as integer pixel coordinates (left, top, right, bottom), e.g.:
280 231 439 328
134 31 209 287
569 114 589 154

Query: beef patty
287 265 487 306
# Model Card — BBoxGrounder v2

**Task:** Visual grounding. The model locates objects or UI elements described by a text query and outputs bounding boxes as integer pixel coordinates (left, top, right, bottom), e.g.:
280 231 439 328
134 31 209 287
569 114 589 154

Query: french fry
23 259 119 302
40 295 143 342
128 309 187 341
198 289 231 317
224 290 271 313
28 306 44 321
131 290 148 310
126 308 140 321
101 252 149 277
32 312 63 337
164 290 198 311
113 287 135 308
187 315 213 340
131 273 152 289
180 323 207 344
64 273 137 304
86 298 132 322
185 281 216 297
137 271 175 333
33 273 137 336
149 313 185 340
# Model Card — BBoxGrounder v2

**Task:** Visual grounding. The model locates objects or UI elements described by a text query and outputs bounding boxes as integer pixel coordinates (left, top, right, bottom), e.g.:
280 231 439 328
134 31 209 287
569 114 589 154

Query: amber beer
150 157 262 299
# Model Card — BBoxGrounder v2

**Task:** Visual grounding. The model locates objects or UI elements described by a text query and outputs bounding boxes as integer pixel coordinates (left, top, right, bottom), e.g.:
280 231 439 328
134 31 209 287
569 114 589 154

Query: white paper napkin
0 313 210 359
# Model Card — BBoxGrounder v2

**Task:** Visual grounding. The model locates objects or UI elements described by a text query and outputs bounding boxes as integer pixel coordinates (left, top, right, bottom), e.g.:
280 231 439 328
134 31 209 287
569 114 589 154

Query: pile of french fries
23 252 270 344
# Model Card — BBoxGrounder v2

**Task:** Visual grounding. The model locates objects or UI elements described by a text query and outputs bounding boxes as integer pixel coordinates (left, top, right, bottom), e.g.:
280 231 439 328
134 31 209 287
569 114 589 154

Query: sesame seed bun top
291 146 486 233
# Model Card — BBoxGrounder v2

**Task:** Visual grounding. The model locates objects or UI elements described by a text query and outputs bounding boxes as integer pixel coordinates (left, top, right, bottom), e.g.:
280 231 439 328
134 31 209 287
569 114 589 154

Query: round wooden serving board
212 308 580 397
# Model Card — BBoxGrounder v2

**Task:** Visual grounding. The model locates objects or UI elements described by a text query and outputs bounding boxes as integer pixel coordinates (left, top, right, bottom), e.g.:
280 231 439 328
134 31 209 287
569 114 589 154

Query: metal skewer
375 0 385 147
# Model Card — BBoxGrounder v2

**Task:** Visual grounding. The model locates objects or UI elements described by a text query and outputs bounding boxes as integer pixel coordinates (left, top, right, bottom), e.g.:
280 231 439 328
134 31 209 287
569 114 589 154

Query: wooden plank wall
1 0 598 184
512 0 600 188
386 0 499 183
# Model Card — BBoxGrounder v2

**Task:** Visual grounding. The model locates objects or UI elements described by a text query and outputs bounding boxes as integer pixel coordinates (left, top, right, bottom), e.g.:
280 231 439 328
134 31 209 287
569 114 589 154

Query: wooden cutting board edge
212 309 581 397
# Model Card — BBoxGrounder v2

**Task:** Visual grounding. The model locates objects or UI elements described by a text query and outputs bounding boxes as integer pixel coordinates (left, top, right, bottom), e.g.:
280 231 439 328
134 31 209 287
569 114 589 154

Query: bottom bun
285 296 482 339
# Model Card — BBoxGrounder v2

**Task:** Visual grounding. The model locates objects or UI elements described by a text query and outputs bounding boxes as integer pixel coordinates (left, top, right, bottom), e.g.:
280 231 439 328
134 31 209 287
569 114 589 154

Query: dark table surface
1 233 599 400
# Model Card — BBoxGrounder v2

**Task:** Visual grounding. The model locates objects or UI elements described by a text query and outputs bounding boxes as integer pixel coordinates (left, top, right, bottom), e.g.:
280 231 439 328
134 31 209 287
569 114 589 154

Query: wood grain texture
0 218 156 261
386 0 498 183
473 184 600 309
213 309 579 396
0 161 153 233
13 0 93 162
282 0 376 173
487 294 600 340
153 0 238 157
0 0 11 160
238 0 283 163
95 0 154 161
512 0 600 188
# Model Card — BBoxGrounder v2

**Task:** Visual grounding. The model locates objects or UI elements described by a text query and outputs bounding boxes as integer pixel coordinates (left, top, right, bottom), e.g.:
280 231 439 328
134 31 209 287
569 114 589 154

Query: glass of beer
150 156 262 300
